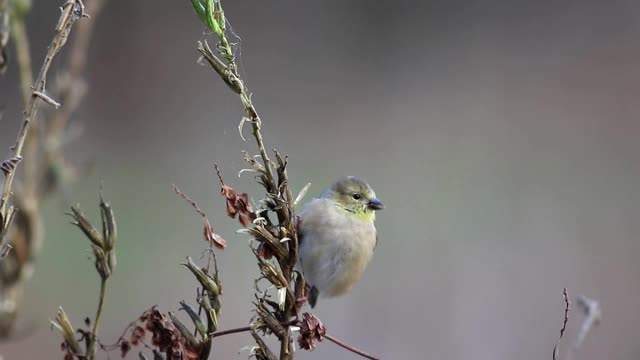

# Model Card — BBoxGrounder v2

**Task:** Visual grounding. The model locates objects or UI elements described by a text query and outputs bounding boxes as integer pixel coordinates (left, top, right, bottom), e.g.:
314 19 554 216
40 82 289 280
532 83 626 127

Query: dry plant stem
198 39 295 359
209 320 297 339
325 334 380 360
553 288 570 360
0 0 87 217
87 277 108 358
0 6 38 338
0 0 87 338
207 322 380 360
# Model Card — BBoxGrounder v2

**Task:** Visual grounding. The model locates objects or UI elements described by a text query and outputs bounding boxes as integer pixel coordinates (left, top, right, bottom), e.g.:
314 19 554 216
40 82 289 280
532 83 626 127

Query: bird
297 176 384 308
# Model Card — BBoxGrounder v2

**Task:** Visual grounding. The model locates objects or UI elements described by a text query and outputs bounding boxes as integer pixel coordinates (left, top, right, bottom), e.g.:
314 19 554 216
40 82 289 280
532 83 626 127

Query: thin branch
325 334 380 360
553 288 570 360
87 277 108 357
172 184 207 218
0 0 88 237
210 325 252 338
209 320 297 339
206 321 380 360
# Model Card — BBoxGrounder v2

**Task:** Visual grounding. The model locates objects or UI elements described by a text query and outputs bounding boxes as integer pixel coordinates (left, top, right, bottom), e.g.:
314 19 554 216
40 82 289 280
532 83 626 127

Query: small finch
298 176 384 308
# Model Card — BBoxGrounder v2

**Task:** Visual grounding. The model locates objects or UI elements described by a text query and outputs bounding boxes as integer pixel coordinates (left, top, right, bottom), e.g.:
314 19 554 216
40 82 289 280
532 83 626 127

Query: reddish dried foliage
203 217 226 249
60 342 73 360
221 184 256 227
297 312 326 351
216 165 256 227
115 307 201 360
257 242 274 260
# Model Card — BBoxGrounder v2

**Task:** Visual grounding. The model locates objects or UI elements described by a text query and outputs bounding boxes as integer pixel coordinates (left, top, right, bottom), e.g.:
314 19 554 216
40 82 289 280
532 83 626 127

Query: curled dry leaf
257 242 274 260
130 325 146 346
120 340 132 358
216 164 256 227
119 306 202 360
203 218 226 249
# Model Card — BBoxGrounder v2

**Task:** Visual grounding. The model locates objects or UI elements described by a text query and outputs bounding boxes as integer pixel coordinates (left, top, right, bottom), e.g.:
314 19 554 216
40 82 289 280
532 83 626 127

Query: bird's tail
309 286 319 308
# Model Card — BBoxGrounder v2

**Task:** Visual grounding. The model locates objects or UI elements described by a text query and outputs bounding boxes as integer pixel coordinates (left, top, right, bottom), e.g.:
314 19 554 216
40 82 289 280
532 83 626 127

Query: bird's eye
352 193 362 200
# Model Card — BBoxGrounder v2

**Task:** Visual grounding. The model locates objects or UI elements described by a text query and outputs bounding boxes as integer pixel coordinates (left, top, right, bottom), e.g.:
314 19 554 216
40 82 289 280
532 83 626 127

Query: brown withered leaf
257 243 274 260
136 306 201 360
60 342 74 360
203 218 226 249
130 325 146 346
120 340 131 358
216 164 256 227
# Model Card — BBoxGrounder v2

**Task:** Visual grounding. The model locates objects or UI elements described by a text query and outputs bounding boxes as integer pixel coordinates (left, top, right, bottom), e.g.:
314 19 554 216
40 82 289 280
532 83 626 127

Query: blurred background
1 0 639 359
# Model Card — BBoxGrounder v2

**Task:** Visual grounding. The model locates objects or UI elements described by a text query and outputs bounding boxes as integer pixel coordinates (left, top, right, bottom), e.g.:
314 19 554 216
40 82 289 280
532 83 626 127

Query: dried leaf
216 165 256 227
203 218 226 249
257 243 274 260
120 340 131 358
130 325 146 346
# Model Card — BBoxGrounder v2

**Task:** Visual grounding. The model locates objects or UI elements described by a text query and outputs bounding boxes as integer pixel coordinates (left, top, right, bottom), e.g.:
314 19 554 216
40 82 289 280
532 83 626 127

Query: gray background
1 0 639 359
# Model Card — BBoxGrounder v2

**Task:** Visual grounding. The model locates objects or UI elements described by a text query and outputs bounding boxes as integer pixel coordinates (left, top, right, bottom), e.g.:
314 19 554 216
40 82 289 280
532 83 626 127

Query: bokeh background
1 0 640 359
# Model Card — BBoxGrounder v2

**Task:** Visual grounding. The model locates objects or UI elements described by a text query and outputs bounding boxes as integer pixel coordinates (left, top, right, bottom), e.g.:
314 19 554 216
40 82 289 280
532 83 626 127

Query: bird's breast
298 199 377 297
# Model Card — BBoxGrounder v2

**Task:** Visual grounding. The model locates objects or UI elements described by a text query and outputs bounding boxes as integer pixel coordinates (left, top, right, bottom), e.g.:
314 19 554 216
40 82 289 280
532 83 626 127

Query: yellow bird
298 176 384 308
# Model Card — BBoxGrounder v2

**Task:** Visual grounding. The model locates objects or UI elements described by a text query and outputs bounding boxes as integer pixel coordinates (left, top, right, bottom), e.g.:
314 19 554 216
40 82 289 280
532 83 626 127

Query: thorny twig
1 0 105 339
0 0 88 256
553 288 570 360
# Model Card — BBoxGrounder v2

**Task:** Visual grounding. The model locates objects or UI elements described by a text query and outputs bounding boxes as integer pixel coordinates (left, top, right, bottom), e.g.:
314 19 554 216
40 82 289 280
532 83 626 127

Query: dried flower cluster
53 193 117 360
68 194 117 281
297 312 326 351
119 307 202 360
216 164 257 228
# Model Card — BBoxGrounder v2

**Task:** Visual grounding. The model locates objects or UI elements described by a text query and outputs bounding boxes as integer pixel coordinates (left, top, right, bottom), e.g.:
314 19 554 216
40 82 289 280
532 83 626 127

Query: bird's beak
367 198 385 210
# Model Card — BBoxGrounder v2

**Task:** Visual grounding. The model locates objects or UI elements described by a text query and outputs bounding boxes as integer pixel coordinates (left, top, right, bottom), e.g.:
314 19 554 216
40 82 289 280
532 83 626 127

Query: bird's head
320 176 384 221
